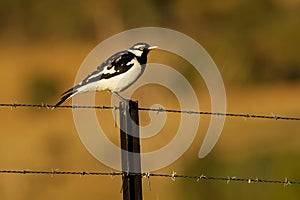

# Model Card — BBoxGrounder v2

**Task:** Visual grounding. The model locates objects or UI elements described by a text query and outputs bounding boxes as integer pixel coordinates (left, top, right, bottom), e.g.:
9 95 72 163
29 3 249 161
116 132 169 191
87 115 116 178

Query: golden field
0 42 299 200
1 1 300 199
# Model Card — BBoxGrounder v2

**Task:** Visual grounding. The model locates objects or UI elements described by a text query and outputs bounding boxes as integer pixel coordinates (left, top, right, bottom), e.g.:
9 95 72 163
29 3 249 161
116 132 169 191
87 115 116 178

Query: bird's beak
148 46 158 50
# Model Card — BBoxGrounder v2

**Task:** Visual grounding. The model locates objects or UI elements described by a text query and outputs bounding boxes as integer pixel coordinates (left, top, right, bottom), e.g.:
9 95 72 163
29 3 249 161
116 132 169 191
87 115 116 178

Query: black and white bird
54 42 157 107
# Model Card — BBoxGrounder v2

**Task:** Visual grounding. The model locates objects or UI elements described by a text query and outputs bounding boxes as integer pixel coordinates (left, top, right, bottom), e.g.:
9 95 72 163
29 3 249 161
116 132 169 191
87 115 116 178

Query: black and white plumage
54 42 157 107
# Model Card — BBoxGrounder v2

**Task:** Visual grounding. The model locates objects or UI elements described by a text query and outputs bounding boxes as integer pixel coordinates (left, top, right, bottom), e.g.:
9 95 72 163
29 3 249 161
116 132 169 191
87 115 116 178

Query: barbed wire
139 107 300 121
0 103 299 121
0 169 299 186
0 169 122 176
0 103 113 110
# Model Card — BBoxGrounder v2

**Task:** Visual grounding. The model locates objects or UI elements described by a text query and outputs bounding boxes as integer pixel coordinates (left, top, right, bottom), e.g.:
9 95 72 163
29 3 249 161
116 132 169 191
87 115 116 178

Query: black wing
79 50 135 85
54 50 135 108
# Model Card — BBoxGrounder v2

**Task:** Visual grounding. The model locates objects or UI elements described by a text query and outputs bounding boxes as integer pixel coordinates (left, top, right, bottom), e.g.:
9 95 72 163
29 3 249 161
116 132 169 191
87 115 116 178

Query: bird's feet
112 92 128 102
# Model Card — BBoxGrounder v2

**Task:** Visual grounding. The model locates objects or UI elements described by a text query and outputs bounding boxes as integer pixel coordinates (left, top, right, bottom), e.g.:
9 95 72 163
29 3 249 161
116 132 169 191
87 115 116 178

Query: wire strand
0 170 298 186
0 103 299 121
139 107 300 121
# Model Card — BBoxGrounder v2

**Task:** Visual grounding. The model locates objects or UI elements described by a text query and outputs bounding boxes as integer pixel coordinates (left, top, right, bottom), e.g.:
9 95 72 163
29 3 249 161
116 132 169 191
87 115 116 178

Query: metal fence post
119 100 143 200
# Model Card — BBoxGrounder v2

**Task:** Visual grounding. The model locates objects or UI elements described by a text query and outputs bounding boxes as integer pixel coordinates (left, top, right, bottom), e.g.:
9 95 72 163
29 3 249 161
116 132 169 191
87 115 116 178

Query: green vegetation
0 0 299 83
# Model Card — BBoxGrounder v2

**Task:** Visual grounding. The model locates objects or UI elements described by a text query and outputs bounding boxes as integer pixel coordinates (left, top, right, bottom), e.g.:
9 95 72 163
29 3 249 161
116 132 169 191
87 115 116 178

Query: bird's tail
54 87 77 108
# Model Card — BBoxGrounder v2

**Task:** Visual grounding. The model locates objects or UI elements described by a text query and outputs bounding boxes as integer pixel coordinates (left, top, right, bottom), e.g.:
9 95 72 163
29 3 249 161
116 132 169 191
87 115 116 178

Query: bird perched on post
54 42 157 108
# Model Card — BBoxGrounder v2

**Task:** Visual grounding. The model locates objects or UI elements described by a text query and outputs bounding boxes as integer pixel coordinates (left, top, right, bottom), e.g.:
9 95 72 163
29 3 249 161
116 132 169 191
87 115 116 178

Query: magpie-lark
54 42 157 107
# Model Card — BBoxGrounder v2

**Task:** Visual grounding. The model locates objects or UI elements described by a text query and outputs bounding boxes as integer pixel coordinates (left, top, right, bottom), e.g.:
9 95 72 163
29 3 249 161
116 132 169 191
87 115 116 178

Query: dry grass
0 42 299 200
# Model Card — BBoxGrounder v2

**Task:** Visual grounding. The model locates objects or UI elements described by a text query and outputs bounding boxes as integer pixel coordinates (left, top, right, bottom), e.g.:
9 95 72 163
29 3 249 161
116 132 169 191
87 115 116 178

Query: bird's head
128 42 158 57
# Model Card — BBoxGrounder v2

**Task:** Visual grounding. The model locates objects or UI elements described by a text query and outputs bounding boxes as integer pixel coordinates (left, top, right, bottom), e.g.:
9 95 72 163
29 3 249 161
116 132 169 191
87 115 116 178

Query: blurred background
0 0 299 199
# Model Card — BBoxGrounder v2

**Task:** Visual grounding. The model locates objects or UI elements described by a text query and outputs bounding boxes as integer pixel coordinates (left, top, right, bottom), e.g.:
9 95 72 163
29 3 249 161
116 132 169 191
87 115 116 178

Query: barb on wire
0 170 300 186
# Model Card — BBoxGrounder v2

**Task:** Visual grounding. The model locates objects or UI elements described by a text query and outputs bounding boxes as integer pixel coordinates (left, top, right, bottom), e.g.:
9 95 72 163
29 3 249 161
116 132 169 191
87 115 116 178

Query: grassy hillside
0 0 299 199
